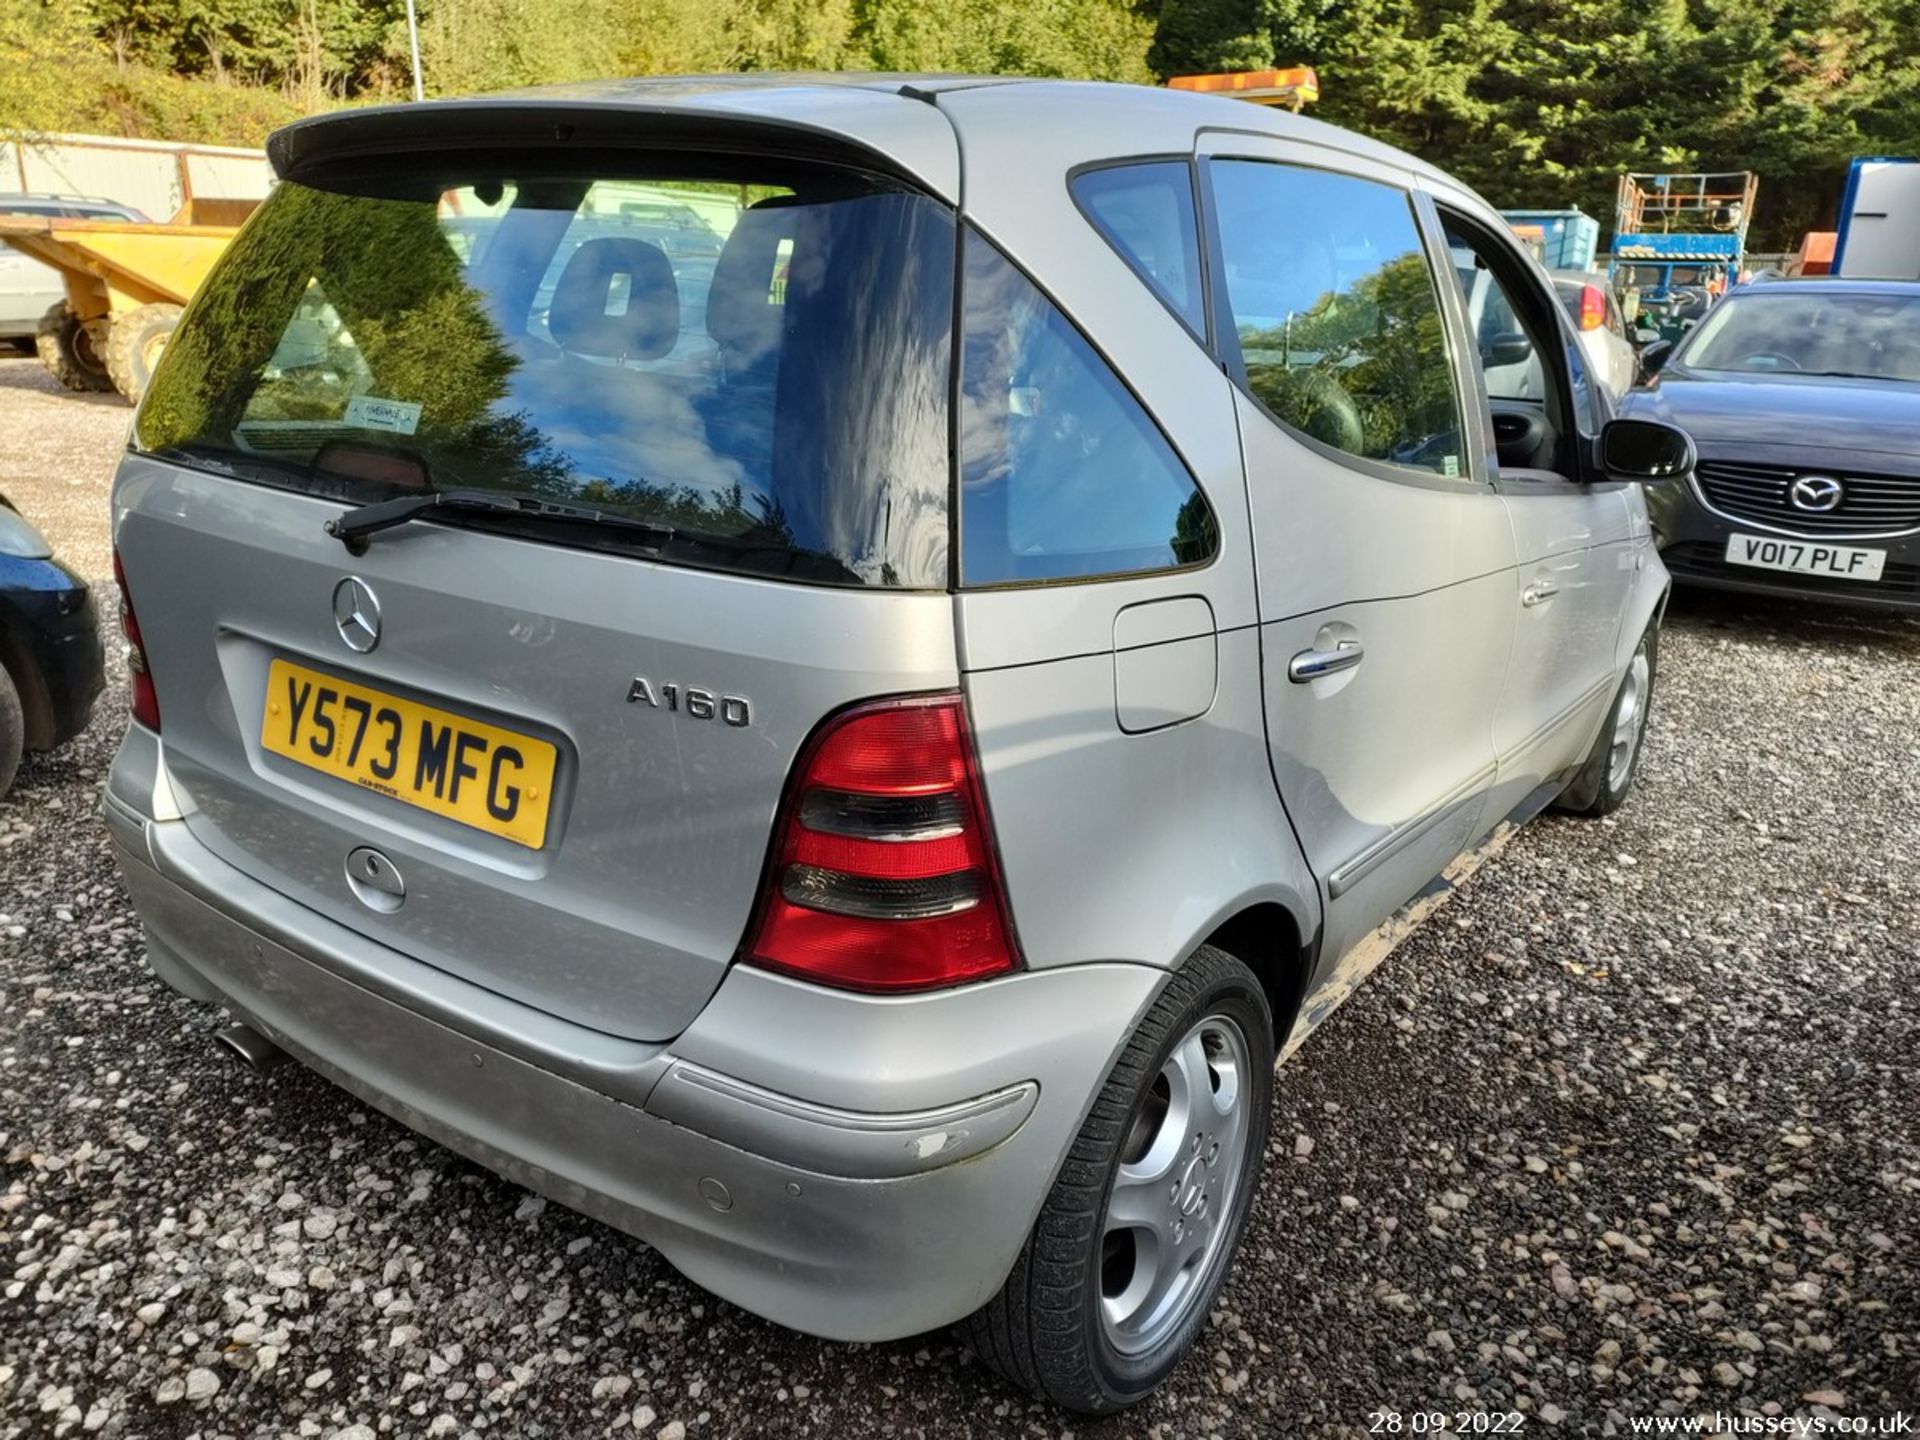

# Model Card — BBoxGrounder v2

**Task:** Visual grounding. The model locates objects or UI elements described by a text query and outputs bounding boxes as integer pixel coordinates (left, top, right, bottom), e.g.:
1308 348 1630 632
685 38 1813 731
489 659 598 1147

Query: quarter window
1070 161 1207 336
958 228 1217 585
1209 160 1466 478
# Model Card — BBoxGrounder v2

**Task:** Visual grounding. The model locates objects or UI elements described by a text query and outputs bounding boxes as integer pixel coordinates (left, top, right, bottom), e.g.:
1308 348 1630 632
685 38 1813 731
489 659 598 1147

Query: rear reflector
113 549 160 731
1578 283 1607 332
745 694 1020 992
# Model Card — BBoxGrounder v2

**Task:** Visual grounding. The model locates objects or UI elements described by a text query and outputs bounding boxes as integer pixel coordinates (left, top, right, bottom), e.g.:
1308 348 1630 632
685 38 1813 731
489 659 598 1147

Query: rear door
116 143 961 1042
1198 134 1516 967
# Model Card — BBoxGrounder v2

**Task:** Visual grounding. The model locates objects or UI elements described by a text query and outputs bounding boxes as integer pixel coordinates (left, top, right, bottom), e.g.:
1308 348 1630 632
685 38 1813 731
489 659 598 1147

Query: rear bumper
104 731 1162 1341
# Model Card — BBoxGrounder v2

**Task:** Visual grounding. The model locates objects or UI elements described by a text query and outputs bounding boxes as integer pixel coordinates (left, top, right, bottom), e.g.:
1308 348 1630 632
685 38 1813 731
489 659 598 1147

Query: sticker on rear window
345 394 423 436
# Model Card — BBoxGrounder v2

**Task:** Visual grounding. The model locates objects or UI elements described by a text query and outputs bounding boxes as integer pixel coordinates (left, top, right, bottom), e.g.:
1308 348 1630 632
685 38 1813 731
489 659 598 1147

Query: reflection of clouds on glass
957 244 1033 492
958 231 1214 584
766 196 952 583
813 246 951 583
1689 294 1920 380
506 361 750 502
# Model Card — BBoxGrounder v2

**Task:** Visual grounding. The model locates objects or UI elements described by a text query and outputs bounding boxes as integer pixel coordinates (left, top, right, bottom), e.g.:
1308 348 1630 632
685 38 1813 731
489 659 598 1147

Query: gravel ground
1 353 1916 1437
0 357 127 583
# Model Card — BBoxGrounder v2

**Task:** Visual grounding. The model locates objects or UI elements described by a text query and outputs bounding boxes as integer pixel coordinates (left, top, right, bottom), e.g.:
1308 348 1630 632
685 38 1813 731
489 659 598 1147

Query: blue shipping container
1498 208 1601 270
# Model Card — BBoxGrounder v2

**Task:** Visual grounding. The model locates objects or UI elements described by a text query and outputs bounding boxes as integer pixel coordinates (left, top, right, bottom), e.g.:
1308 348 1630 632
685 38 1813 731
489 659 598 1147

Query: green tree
1145 0 1920 248
1144 0 1276 78
418 0 630 93
91 0 412 98
731 0 860 70
862 0 1155 82
0 0 101 135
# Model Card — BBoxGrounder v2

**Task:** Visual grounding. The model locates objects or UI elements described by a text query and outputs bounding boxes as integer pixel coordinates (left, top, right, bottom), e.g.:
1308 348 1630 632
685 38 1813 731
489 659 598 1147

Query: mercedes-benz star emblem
1788 475 1844 513
332 576 382 653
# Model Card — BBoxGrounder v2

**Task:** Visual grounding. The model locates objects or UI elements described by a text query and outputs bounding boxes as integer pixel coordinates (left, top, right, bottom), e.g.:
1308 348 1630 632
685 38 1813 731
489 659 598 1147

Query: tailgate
116 458 958 1040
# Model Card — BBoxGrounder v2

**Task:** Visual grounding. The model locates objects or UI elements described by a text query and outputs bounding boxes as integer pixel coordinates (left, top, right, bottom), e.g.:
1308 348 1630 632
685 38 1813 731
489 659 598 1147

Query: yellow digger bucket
0 195 255 402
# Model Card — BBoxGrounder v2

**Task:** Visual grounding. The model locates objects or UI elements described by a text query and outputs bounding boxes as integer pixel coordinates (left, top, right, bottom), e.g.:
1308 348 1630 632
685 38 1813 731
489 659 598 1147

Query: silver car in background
1553 268 1641 398
0 194 148 346
104 76 1692 1411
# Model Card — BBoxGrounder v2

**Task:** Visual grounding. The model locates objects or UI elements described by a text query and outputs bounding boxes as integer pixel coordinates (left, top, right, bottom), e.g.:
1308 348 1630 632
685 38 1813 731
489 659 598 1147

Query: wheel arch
1195 898 1315 1048
1617 553 1671 675
0 617 54 751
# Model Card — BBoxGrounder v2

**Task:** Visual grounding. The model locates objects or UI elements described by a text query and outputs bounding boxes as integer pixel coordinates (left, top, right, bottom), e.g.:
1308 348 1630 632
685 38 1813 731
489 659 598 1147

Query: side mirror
1632 327 1662 346
1638 339 1674 375
1482 331 1532 368
1600 418 1694 482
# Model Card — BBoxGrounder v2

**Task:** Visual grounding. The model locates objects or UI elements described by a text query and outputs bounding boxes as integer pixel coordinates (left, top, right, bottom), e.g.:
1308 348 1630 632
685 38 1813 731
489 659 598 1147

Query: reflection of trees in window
1172 489 1217 565
574 477 796 550
141 183 569 492
1239 252 1458 469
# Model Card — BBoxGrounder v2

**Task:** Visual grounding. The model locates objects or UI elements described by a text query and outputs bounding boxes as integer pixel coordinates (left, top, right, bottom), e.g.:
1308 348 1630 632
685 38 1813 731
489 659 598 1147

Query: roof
481 72 1014 101
267 74 1460 202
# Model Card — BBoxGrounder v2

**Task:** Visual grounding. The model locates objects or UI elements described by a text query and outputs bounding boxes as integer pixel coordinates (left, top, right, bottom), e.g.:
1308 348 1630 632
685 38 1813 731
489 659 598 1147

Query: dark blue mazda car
1622 277 1920 613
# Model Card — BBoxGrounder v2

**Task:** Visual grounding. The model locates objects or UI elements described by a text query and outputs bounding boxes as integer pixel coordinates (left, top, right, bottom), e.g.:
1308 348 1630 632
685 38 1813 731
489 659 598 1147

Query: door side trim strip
1503 672 1614 764
1326 760 1497 899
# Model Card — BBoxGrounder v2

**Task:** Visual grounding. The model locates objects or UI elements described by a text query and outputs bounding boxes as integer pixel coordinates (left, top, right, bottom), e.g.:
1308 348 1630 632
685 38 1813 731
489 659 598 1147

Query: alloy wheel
1608 644 1652 793
1098 1013 1254 1356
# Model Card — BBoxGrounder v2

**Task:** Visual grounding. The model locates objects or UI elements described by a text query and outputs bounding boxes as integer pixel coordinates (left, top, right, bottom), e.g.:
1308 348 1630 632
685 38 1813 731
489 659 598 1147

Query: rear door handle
1288 639 1364 683
1521 581 1560 607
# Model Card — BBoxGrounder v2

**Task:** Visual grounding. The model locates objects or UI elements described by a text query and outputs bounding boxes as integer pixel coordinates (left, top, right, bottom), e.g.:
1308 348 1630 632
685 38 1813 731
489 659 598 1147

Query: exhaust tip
214 1022 290 1074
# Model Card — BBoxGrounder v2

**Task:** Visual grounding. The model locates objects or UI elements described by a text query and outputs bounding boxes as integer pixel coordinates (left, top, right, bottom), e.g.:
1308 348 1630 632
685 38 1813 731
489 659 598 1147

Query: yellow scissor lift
0 193 256 402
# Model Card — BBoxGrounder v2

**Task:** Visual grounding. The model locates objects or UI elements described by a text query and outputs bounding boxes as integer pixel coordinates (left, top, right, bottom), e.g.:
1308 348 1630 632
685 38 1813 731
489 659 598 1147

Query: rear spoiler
267 94 959 202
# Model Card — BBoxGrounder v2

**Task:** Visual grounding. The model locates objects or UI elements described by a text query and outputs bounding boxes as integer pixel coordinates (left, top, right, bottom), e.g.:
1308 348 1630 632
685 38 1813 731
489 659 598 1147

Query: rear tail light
113 549 160 731
1578 283 1607 332
744 693 1021 992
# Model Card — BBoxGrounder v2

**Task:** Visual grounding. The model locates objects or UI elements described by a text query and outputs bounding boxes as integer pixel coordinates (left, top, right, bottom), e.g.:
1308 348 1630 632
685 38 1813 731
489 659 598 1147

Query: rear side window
1209 160 1466 478
958 228 1217 586
1071 162 1206 335
137 161 956 588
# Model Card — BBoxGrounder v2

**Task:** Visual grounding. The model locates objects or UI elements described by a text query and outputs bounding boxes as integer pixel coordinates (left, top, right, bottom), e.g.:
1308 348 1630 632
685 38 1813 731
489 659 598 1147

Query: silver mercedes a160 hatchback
103 75 1695 1410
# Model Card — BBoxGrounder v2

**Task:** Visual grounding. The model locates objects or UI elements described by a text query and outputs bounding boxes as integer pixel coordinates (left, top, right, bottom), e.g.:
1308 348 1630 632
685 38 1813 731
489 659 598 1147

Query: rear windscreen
136 159 956 588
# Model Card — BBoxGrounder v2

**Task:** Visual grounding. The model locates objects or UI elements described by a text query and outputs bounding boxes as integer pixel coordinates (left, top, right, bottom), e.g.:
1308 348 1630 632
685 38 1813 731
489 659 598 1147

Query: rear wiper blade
326 488 675 552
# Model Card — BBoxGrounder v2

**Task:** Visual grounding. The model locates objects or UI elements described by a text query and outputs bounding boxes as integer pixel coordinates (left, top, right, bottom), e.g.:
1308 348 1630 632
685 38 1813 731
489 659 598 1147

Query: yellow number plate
261 658 557 849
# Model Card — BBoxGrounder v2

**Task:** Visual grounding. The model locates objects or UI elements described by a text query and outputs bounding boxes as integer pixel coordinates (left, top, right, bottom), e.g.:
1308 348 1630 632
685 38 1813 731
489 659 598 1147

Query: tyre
35 302 112 393
0 663 23 800
104 302 183 402
1555 625 1657 817
966 945 1274 1413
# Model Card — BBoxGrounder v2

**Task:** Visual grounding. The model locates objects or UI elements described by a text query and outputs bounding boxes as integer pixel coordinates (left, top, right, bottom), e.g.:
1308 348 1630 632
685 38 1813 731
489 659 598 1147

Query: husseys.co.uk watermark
1626 1414 1914 1436
1367 1414 1913 1435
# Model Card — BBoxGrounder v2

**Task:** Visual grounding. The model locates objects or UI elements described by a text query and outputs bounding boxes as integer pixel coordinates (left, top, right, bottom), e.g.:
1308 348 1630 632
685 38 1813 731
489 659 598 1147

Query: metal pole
406 0 425 102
